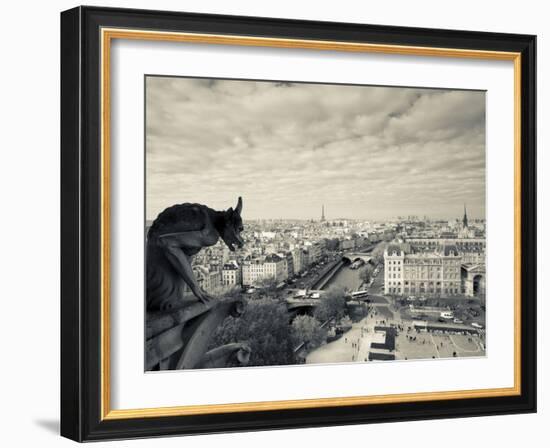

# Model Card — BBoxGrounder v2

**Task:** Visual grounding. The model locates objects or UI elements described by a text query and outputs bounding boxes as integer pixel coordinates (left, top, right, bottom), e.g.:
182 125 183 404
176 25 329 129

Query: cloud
146 77 485 221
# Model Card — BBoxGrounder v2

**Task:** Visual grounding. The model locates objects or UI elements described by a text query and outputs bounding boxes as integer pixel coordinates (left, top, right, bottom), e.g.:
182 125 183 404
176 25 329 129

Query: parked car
453 318 464 324
471 322 484 329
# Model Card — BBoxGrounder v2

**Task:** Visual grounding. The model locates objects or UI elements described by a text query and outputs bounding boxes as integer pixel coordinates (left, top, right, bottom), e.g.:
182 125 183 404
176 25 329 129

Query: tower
321 204 326 222
462 203 468 228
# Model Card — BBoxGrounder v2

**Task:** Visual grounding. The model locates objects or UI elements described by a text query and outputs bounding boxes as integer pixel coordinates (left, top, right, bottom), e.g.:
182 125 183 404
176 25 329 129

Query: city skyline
145 204 485 224
146 77 486 221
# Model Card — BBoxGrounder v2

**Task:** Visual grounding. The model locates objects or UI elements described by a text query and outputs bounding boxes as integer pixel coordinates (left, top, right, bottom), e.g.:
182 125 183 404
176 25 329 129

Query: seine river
322 264 364 292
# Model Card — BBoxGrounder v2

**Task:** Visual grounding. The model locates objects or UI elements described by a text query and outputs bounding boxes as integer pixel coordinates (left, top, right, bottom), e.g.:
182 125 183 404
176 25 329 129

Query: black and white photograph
145 76 487 371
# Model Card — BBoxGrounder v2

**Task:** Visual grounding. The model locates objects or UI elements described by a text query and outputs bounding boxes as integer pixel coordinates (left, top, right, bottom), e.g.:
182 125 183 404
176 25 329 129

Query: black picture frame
61 5 536 442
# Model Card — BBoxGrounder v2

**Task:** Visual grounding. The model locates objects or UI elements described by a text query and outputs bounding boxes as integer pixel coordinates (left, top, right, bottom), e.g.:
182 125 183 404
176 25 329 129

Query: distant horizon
146 77 485 222
145 208 485 224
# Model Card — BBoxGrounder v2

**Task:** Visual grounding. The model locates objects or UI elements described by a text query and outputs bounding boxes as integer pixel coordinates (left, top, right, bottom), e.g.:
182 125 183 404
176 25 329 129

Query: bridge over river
287 242 383 312
341 252 373 264
311 250 374 290
286 297 320 312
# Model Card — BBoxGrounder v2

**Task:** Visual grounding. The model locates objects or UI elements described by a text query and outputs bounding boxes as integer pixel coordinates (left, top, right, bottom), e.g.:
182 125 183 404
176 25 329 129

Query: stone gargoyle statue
146 197 244 311
145 197 248 370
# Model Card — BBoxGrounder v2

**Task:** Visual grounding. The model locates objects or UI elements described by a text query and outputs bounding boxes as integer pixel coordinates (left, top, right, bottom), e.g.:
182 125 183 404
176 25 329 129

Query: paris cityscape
146 205 486 367
145 76 486 370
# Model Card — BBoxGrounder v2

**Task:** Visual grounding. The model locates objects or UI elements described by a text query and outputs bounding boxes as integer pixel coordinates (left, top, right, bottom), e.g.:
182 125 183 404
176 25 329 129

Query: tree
209 298 294 366
339 314 352 328
324 238 340 252
257 276 279 294
314 286 347 323
371 241 388 265
291 315 327 351
360 264 374 284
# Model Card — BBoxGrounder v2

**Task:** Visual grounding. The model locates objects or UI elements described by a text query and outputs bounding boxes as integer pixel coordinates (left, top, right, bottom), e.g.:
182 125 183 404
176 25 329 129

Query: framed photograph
60 6 536 441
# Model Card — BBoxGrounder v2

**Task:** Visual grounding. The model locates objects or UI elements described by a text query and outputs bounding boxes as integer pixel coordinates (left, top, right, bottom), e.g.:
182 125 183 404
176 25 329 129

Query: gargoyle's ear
235 196 243 215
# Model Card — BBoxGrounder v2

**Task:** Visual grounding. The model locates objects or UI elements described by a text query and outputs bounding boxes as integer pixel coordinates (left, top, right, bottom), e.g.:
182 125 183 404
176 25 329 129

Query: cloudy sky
146 77 485 221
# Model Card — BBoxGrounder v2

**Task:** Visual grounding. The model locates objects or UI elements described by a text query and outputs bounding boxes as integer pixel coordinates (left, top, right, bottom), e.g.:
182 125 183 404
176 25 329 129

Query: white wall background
0 0 546 446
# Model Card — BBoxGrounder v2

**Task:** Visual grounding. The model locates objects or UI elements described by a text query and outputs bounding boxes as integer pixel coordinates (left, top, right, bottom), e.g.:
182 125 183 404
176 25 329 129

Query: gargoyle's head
221 197 244 252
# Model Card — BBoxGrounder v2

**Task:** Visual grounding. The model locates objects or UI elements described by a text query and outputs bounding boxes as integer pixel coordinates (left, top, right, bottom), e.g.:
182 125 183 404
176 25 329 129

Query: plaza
306 291 486 364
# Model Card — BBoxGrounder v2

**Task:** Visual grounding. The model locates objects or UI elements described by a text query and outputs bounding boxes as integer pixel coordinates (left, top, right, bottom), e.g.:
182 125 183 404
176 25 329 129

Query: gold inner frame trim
100 27 522 420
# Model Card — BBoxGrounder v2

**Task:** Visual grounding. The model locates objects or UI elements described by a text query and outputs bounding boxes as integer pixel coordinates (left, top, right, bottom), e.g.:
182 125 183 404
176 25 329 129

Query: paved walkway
306 318 370 364
306 310 393 364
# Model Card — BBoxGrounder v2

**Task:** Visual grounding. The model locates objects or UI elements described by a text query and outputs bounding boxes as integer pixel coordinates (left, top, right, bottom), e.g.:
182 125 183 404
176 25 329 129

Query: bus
351 290 369 299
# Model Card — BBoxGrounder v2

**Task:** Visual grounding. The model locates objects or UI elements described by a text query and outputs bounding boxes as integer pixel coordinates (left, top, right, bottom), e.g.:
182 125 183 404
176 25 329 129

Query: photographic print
145 76 487 371
61 9 536 439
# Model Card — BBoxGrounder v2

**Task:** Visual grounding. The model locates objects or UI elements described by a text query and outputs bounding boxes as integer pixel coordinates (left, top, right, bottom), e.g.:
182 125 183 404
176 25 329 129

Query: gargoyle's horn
235 196 243 214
